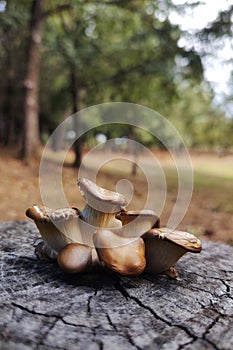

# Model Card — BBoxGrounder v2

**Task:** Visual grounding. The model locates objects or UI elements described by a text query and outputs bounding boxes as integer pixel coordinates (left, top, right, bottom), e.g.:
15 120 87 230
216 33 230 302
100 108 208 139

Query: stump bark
0 221 232 350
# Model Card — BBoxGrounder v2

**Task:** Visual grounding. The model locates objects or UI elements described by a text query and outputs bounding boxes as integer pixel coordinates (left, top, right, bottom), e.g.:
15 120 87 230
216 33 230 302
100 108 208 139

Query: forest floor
0 147 232 245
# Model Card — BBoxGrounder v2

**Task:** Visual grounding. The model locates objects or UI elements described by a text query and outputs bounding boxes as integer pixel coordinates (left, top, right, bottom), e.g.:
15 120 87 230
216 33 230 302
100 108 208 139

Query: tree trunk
71 69 82 168
4 62 15 146
1 34 16 146
129 127 138 176
0 220 233 350
21 0 44 161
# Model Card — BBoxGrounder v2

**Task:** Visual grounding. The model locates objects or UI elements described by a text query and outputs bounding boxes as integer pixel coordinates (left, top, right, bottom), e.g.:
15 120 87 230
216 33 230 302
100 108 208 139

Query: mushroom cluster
26 178 202 278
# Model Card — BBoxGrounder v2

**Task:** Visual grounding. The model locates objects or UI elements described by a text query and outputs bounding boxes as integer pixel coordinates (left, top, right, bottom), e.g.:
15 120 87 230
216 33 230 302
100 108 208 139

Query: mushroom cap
57 243 92 273
26 205 80 223
93 229 146 276
25 205 83 252
116 209 160 237
143 228 202 252
78 178 127 213
26 205 52 222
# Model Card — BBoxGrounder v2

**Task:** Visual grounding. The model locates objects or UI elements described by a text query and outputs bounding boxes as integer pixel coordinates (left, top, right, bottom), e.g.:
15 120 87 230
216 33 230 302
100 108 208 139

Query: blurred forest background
0 0 232 243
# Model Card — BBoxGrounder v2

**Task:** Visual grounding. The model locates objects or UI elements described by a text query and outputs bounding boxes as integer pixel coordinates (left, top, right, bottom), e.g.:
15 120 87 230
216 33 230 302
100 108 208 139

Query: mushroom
142 228 202 278
77 178 129 246
93 229 146 276
26 205 83 259
78 178 126 229
26 178 202 278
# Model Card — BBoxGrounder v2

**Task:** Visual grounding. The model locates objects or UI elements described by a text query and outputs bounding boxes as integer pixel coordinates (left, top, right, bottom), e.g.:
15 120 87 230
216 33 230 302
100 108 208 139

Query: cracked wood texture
0 221 232 350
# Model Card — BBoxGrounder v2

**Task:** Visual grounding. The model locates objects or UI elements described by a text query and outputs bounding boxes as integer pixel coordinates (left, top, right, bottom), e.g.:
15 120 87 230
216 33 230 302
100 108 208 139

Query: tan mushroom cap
26 205 80 223
25 205 83 252
93 229 146 276
143 228 202 275
143 228 202 252
26 205 52 222
78 178 127 213
57 243 92 273
116 209 160 237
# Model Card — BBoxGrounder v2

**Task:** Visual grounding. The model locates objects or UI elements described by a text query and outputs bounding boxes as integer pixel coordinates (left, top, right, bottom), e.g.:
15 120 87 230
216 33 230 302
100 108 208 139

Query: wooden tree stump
0 221 232 350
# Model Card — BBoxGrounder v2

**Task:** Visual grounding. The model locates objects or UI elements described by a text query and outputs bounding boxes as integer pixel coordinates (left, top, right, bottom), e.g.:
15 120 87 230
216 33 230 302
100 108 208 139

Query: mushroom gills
81 205 122 229
144 236 187 274
93 229 146 276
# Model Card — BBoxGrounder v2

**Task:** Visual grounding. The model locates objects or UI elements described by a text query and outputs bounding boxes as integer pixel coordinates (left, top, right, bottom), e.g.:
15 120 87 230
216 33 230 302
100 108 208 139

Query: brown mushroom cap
26 205 52 222
143 228 202 275
57 243 92 273
26 205 80 223
78 178 127 213
25 205 83 253
93 229 146 276
116 209 160 237
143 228 202 252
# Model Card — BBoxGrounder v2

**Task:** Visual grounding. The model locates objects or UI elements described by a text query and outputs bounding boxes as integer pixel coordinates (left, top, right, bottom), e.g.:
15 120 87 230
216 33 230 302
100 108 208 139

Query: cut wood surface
0 221 232 350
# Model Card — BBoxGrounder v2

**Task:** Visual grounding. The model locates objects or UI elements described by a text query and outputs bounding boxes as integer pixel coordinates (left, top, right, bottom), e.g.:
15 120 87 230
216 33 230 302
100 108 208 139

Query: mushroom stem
35 220 78 253
81 204 122 229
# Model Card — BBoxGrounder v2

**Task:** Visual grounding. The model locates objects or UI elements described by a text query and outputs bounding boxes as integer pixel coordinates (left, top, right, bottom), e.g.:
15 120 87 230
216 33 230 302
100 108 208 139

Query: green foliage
39 0 206 123
0 0 232 150
200 5 233 40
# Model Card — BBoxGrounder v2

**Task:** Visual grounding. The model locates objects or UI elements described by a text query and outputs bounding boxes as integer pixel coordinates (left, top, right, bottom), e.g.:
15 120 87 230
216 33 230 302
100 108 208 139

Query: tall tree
0 1 28 146
21 0 43 160
71 69 82 168
21 0 71 161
